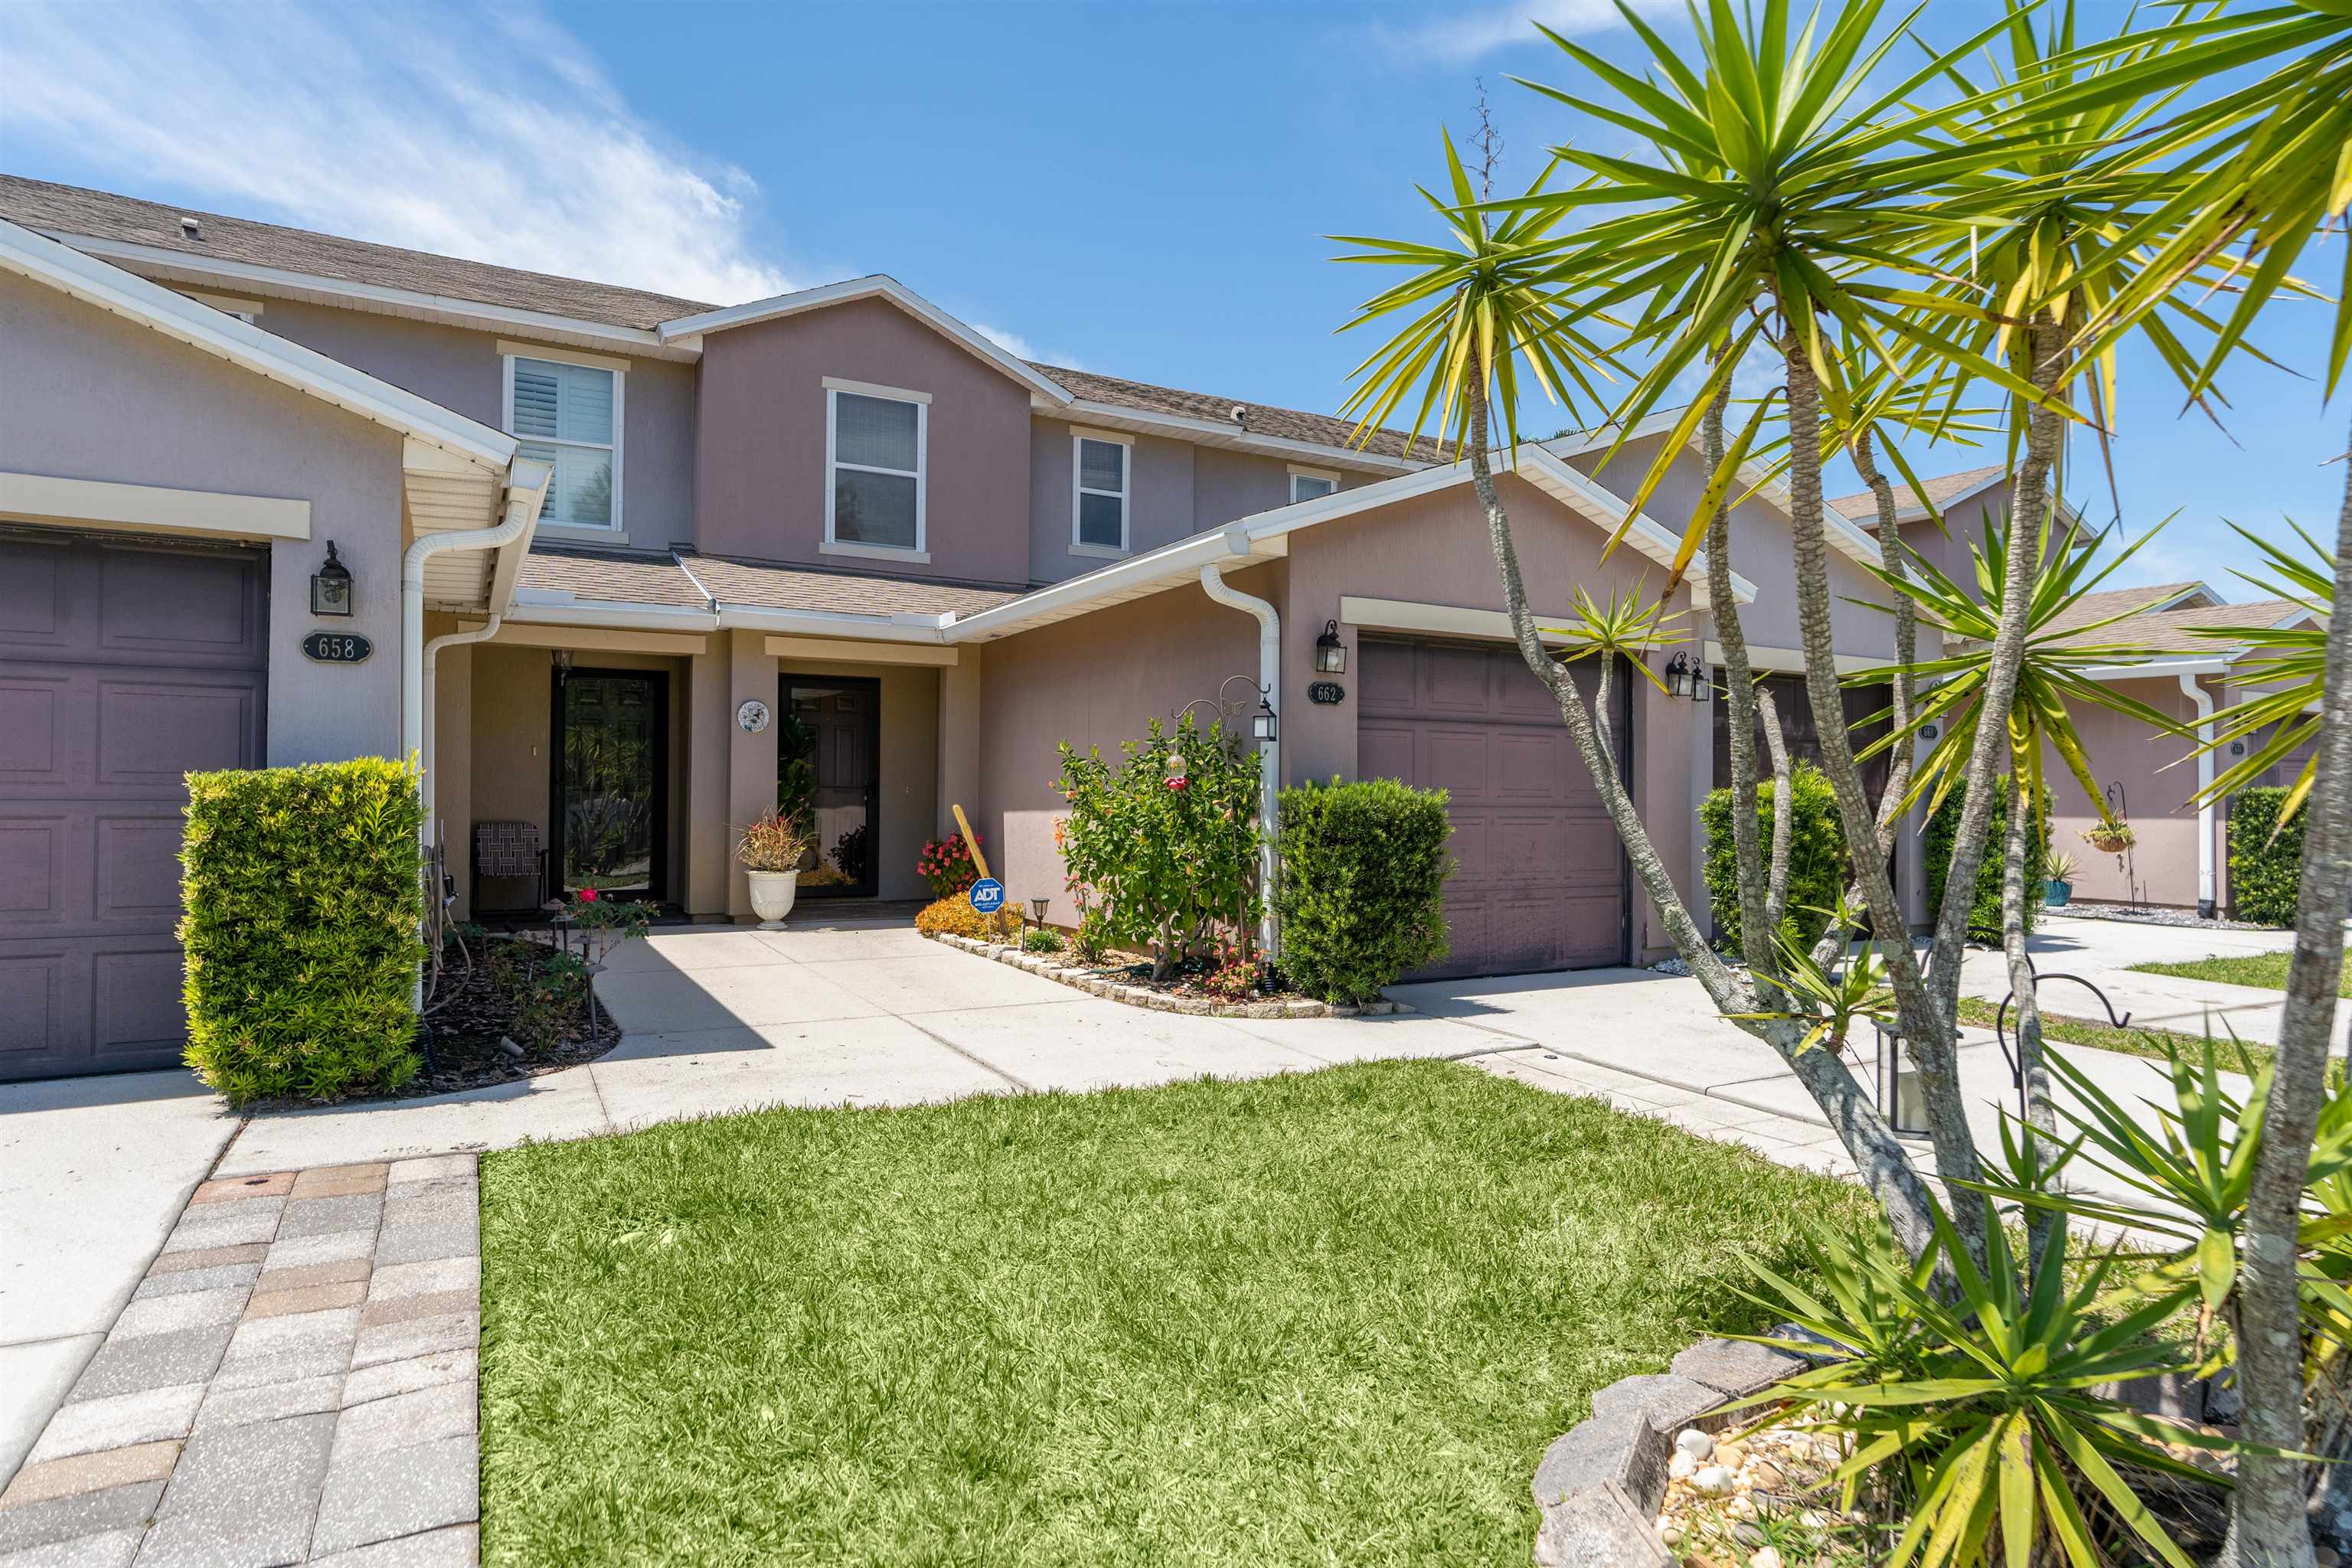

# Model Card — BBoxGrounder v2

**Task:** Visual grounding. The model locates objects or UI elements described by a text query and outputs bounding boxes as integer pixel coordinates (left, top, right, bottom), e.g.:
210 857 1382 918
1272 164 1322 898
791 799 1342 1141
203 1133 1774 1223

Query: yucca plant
2187 521 2330 825
1724 903 1898 1057
1734 1202 2233 1568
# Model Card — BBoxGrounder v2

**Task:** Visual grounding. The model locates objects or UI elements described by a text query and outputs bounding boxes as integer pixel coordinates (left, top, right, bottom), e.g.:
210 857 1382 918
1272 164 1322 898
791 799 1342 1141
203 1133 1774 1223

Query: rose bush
916 830 981 898
1054 711 1261 982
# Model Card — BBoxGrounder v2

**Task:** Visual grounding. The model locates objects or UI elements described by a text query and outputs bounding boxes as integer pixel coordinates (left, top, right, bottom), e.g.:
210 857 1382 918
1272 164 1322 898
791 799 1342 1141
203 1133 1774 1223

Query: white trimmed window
1289 466 1340 505
505 353 622 530
1073 430 1132 554
825 379 928 557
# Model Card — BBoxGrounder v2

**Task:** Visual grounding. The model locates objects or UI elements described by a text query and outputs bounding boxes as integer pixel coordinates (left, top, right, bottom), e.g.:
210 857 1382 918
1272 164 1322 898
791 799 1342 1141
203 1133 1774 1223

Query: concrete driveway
0 1068 239 1485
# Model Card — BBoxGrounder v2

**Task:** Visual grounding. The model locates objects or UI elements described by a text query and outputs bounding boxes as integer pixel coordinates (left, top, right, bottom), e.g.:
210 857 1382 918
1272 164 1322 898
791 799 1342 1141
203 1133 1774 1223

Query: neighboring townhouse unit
3 175 1921 1082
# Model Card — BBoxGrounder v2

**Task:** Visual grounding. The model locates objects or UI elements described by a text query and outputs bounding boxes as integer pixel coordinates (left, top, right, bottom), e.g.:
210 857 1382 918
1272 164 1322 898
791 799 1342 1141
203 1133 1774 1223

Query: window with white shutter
504 355 621 530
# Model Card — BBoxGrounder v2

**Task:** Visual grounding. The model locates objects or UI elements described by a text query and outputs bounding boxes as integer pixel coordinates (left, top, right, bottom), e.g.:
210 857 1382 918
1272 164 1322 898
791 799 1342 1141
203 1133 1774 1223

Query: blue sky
1 0 2334 596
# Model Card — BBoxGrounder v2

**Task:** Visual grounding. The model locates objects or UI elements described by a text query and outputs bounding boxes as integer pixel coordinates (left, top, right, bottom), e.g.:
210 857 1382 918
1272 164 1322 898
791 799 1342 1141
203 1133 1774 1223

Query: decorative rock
1655 1521 1683 1550
1750 1548 1784 1568
1746 1459 1785 1491
1667 1450 1697 1481
497 1037 524 1059
1674 1428 1713 1462
1690 1465 1735 1497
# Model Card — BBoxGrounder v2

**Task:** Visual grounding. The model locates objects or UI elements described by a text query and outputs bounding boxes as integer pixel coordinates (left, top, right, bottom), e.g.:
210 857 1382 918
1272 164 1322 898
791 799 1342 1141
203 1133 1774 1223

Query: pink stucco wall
2043 675 2220 910
694 296 1035 584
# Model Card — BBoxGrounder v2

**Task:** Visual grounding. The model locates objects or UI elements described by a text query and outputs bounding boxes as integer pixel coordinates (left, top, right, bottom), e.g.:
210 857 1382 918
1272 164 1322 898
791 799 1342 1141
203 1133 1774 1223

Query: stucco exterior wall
220 296 697 550
1027 420 1197 581
0 268 406 765
970 564 1274 926
2043 674 2216 910
694 297 1033 583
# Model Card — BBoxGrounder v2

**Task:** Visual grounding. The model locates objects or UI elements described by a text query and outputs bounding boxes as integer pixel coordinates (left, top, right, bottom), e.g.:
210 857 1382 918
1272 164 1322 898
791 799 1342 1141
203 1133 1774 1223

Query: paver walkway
0 1155 482 1566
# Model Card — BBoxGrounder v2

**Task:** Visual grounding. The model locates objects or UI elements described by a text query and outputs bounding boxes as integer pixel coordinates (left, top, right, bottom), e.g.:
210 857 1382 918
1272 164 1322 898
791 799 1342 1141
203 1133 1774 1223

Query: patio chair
472 819 548 916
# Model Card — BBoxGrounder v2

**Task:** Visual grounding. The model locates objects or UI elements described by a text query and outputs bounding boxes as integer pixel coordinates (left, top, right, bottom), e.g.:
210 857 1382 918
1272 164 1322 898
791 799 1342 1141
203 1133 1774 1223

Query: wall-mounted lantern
1661 650 1707 702
1314 619 1348 675
310 541 353 617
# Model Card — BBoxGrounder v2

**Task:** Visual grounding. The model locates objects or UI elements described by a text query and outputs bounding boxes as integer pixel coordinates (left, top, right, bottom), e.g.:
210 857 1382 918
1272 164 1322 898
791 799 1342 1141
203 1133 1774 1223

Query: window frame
1070 427 1135 558
1289 465 1341 505
501 345 626 534
823 377 930 562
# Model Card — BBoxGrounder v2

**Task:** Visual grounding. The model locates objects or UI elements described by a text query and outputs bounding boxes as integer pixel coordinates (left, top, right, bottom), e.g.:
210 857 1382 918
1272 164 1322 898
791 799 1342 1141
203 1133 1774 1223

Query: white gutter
1198 560 1281 959
2181 673 2217 918
2077 656 2229 681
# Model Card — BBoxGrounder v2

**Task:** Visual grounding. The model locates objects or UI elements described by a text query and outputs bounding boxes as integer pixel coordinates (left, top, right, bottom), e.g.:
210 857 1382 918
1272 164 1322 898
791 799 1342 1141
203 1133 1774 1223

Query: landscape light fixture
310 541 353 616
1314 619 1348 675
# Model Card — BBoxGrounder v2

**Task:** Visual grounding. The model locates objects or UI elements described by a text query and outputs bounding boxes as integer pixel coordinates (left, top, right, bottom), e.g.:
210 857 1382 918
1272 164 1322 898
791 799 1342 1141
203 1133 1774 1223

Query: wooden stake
949 804 994 884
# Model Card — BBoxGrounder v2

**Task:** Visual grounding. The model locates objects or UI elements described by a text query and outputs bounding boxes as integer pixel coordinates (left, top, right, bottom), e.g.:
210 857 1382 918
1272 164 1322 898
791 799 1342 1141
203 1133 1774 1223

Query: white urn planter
746 869 799 929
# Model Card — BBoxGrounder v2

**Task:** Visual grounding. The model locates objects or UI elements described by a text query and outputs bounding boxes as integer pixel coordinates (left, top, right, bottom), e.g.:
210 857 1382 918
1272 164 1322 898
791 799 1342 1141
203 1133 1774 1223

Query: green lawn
479 1060 1866 1566
1953 995 2276 1079
2125 948 2350 997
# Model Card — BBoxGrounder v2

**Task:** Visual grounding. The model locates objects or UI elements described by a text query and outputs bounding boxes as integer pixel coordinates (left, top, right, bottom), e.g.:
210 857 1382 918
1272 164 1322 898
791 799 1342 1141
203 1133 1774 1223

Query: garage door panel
1357 723 1414 784
93 946 188 1061
1360 637 1624 981
98 544 263 661
0 537 263 1080
98 679 257 786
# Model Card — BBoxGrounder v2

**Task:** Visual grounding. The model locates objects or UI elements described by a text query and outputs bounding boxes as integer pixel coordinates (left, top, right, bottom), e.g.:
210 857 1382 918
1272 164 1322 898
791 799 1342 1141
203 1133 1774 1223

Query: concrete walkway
1951 913 2323 1049
0 909 2314 1493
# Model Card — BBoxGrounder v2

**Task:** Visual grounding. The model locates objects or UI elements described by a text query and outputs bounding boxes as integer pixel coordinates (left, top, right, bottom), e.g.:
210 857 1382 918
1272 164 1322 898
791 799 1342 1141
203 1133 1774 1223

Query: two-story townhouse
0 175 1914 1081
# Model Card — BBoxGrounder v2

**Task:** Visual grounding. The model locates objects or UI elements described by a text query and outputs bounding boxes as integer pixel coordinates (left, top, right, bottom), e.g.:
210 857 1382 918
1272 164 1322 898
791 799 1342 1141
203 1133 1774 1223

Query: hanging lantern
310 541 353 617
1253 693 1278 743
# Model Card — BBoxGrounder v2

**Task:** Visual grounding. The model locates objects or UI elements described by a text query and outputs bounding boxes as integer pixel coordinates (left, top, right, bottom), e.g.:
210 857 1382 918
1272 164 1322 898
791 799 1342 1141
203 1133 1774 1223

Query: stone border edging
1530 1335 1812 1567
923 932 1406 1019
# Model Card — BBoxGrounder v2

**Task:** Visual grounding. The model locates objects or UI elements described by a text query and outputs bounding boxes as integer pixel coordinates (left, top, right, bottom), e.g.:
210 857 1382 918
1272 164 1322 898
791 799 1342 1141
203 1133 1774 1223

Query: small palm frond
2185 520 2331 820
1540 578 1687 694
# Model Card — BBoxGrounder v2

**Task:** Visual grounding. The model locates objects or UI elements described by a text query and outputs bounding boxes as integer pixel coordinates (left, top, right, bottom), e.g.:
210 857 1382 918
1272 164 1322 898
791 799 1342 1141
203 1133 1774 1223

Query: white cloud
972 321 1084 373
1385 0 1679 64
0 0 793 306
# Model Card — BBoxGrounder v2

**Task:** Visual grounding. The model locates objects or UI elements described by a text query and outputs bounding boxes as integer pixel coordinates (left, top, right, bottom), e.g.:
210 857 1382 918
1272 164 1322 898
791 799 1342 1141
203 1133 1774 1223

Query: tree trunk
1779 324 1987 1253
1847 426 1917 851
1704 383 1777 998
1756 685 1795 946
2227 408 2352 1567
1459 366 1942 1259
1998 763 2058 1273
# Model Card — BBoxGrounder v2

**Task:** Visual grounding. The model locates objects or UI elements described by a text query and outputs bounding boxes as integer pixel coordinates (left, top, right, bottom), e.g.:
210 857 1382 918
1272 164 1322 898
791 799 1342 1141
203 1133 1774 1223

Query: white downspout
2181 672 2216 918
421 614 502 829
1200 560 1280 959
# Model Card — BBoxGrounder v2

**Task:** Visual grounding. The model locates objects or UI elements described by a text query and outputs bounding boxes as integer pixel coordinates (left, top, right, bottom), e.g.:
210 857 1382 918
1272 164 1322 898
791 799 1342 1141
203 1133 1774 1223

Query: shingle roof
2055 595 2312 655
3 175 1437 463
1035 364 1443 464
1828 464 2007 524
0 174 715 332
2037 582 2211 642
679 554 1022 618
518 551 709 608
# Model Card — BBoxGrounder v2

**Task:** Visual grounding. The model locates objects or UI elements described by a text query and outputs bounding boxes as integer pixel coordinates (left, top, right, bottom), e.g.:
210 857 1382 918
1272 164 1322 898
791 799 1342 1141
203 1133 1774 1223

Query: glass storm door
778 675 880 898
554 669 665 899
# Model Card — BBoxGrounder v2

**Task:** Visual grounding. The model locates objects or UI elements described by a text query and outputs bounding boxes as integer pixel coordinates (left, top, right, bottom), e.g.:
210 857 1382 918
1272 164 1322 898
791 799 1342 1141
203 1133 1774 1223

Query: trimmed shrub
1923 777 2051 945
914 894 1018 941
1275 777 1452 1004
2228 787 2302 926
180 756 426 1106
1699 761 1847 959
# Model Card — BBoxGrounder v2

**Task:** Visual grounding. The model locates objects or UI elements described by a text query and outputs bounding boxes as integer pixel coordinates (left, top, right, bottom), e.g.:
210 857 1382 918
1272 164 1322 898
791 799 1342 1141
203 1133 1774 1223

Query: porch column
726 629 778 923
938 658 982 839
433 636 476 919
684 637 731 920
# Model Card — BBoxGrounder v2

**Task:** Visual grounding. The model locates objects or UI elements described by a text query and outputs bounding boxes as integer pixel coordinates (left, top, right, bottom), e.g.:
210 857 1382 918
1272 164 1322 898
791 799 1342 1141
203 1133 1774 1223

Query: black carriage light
1314 619 1348 675
1662 650 1704 701
310 541 353 616
1253 692 1278 743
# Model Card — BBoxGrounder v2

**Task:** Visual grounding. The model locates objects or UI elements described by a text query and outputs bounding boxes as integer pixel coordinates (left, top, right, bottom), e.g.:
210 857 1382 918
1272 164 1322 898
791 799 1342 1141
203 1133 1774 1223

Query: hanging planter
2081 820 2137 856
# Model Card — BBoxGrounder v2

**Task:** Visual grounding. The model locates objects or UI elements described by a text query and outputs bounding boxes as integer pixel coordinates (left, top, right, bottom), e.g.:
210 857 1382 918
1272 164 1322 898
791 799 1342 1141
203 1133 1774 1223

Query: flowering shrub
564 887 650 967
916 831 982 898
1201 946 1264 1000
1054 710 1262 982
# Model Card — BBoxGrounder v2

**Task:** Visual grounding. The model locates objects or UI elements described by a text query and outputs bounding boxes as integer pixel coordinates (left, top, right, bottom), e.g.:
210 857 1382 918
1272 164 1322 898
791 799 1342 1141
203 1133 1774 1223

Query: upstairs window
505 353 621 530
826 381 927 556
1073 431 1132 554
1290 466 1340 505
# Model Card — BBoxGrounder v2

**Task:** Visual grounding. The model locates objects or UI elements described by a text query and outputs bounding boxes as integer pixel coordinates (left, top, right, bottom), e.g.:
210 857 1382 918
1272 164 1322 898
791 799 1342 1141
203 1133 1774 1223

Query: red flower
577 887 599 903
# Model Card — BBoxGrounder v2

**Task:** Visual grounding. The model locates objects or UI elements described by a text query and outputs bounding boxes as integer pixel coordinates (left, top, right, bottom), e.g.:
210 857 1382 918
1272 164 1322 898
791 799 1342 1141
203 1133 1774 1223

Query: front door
778 675 880 898
551 668 666 900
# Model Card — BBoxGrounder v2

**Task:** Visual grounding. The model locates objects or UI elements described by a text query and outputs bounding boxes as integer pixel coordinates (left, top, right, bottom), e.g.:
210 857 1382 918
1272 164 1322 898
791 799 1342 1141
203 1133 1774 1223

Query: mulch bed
399 933 622 1099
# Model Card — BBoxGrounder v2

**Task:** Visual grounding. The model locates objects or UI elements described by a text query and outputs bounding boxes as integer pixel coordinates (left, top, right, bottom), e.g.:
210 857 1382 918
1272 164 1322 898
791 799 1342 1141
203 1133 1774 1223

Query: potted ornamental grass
737 812 811 929
2046 851 2078 907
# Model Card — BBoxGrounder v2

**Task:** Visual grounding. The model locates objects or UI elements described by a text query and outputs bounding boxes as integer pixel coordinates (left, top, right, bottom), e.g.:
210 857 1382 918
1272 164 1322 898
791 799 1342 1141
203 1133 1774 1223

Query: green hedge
1923 777 2050 945
1699 761 1847 959
1275 778 1452 1004
2228 787 2302 927
180 757 426 1105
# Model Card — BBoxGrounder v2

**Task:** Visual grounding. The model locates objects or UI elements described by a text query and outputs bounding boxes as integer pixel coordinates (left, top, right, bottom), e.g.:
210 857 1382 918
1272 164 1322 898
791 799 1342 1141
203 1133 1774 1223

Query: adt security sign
968 877 1006 916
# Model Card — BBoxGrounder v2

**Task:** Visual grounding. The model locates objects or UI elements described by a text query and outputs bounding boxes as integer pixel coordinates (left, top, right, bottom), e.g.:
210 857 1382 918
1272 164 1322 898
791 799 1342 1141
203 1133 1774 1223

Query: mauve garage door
1 534 266 1081
1358 638 1623 979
